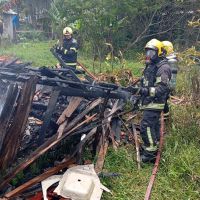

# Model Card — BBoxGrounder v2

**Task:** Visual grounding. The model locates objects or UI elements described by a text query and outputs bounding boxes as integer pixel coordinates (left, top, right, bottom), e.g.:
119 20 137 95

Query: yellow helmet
162 41 174 56
145 39 164 57
63 27 73 35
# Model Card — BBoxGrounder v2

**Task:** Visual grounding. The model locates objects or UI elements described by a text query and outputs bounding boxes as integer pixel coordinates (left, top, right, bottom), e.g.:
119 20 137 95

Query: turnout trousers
140 110 161 153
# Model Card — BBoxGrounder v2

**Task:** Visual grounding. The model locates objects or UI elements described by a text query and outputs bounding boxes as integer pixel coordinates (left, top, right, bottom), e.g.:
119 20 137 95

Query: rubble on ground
0 56 140 199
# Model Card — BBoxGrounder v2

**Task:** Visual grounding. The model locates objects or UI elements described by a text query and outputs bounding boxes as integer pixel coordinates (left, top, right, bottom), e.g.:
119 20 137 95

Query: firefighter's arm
62 42 78 56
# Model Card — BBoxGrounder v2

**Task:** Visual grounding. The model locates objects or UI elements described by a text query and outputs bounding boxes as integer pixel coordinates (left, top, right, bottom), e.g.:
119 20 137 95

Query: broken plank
0 76 37 170
76 127 97 164
132 123 141 170
63 98 102 133
38 88 60 145
0 83 20 152
95 140 109 174
57 97 83 125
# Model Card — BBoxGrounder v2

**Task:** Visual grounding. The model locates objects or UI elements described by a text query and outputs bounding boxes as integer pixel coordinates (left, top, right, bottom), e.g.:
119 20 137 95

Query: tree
48 0 200 58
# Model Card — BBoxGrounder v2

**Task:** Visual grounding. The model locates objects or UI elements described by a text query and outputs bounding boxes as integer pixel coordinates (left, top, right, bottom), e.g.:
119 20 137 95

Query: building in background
3 9 18 40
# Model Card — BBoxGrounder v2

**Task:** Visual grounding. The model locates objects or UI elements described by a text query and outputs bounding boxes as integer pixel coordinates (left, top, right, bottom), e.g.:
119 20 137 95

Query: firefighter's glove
56 45 61 50
139 87 149 96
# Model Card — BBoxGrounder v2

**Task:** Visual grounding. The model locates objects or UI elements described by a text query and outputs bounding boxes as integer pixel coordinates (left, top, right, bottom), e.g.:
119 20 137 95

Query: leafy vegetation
48 0 200 59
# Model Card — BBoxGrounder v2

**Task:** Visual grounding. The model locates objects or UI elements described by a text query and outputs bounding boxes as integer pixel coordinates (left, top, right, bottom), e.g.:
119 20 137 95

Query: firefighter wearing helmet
139 38 171 163
55 27 78 68
162 40 178 92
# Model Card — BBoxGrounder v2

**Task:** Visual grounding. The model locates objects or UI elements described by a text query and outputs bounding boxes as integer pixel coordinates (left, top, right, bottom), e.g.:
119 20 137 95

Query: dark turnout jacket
141 59 172 110
56 37 78 66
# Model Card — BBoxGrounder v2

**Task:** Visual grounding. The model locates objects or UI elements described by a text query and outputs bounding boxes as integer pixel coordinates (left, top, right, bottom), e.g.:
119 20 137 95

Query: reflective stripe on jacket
56 37 78 65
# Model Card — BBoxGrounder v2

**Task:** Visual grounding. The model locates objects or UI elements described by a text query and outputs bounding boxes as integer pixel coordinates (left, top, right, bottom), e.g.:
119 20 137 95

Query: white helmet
63 27 73 35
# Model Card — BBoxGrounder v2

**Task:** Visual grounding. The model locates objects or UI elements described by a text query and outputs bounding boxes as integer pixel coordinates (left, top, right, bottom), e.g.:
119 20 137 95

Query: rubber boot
140 149 157 163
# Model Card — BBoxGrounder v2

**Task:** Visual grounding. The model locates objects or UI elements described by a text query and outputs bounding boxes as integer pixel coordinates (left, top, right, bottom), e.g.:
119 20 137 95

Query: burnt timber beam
37 88 60 145
0 83 20 152
0 76 38 170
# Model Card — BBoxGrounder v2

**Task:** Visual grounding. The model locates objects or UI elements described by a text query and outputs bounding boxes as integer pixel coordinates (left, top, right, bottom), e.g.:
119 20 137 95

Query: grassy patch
0 41 57 66
101 146 152 200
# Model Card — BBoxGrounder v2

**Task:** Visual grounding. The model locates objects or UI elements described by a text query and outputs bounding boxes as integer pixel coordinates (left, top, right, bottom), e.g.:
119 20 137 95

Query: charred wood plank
0 83 20 152
95 100 122 154
77 61 97 80
2 58 19 68
37 88 60 145
63 99 101 133
95 140 109 174
32 102 47 110
94 100 123 173
132 123 141 170
57 97 83 139
0 76 38 170
40 66 81 83
76 127 97 164
60 87 129 101
93 95 110 156
57 97 83 125
0 98 102 190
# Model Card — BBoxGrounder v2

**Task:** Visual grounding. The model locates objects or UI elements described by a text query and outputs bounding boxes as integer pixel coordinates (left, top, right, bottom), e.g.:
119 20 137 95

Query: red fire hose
144 112 165 200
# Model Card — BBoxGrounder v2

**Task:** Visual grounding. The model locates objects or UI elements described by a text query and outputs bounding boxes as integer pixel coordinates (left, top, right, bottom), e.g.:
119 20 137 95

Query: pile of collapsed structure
0 56 141 199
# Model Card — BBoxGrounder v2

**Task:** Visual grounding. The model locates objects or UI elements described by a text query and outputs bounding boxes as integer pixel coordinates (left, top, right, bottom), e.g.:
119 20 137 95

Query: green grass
1 41 200 199
0 41 57 66
101 146 153 200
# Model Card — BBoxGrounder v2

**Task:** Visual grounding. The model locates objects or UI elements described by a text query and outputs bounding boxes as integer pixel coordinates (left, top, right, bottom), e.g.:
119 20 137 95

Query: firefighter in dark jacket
56 27 78 68
140 39 172 163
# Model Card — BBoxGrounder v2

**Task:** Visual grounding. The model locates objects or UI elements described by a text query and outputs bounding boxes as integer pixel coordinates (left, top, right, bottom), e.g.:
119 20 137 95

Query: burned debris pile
0 57 140 199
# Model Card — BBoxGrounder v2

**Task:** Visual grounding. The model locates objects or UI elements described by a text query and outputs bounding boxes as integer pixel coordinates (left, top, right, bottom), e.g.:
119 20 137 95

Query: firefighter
162 41 178 93
140 39 171 163
55 27 78 68
162 41 178 116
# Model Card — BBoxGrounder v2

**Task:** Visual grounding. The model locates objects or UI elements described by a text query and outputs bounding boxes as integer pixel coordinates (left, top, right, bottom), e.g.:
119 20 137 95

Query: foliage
47 0 200 60
10 170 25 186
177 46 200 101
